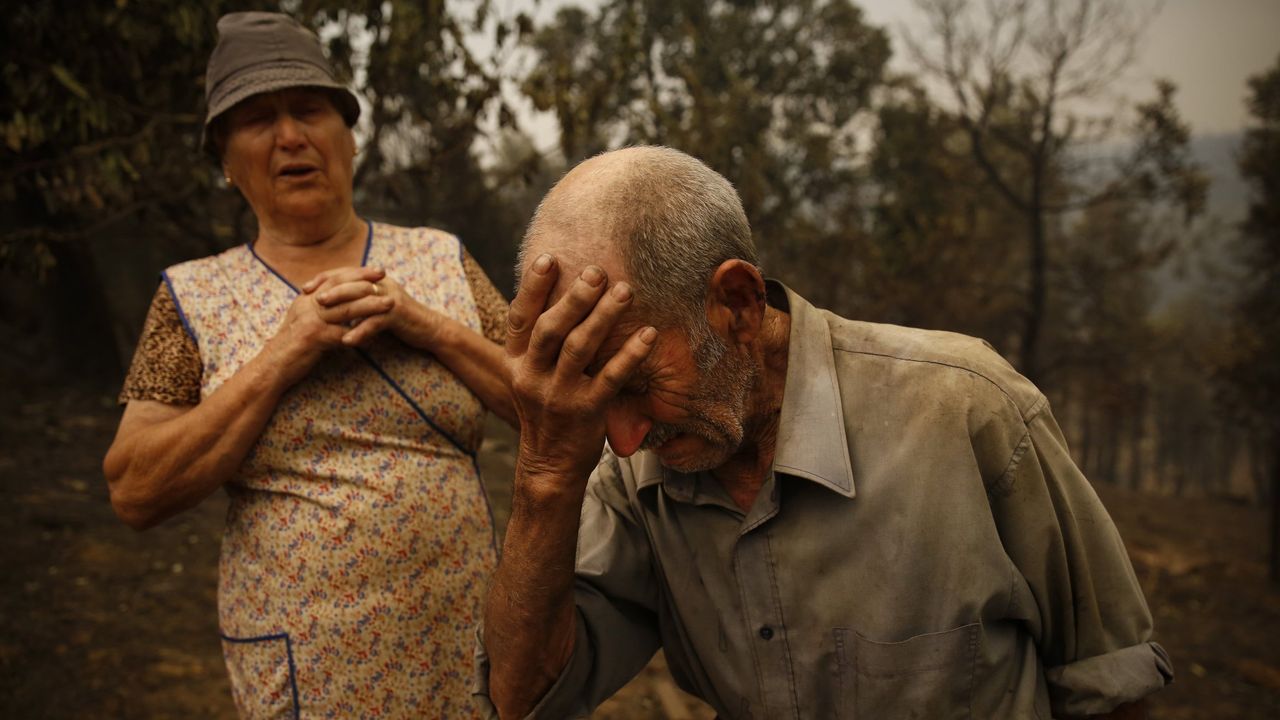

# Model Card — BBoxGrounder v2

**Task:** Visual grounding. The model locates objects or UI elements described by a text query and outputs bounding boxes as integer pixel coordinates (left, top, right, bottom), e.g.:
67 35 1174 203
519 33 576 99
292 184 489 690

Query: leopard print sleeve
461 248 509 345
118 283 203 406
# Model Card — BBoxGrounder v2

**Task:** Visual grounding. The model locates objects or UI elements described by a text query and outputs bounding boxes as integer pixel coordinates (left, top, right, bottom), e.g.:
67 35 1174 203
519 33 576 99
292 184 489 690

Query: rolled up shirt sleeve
992 398 1173 718
473 607 602 720
473 451 662 719
1046 642 1174 717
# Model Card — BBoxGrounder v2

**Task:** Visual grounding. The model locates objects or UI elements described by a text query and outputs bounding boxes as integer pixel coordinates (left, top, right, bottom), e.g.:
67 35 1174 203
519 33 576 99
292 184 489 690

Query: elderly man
477 146 1170 719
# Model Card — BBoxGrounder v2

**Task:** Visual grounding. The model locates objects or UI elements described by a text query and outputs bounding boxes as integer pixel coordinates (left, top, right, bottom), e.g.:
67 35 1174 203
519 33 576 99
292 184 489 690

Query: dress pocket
220 632 299 719
836 623 979 720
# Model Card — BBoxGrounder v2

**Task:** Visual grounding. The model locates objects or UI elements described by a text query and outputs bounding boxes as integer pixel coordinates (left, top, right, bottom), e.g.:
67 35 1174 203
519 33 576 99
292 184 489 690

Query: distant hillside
1149 132 1247 311
1193 131 1247 224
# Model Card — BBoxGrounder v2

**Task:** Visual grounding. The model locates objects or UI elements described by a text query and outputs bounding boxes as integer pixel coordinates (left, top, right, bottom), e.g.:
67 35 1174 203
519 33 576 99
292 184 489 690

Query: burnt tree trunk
1126 384 1147 491
1020 201 1047 386
47 239 122 388
1271 428 1280 584
1100 403 1120 485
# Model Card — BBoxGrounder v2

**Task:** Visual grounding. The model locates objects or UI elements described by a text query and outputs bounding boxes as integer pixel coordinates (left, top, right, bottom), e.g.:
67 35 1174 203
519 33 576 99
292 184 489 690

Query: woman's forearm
103 348 294 530
404 311 516 426
318 276 517 425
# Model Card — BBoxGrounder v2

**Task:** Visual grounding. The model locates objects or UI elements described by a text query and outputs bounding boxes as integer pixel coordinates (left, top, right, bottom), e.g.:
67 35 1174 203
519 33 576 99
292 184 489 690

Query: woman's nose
273 114 306 148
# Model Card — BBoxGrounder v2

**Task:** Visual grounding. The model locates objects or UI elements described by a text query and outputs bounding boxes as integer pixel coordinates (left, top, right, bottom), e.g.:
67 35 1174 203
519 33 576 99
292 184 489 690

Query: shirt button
758 625 774 640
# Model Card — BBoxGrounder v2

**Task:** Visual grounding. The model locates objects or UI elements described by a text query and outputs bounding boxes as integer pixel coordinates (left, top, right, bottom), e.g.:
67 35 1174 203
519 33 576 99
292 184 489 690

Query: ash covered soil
1 382 1276 718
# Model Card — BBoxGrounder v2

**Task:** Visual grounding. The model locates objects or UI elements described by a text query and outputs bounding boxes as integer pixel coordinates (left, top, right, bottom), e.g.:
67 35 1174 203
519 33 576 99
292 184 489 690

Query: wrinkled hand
265 266 391 386
306 266 441 348
506 254 656 491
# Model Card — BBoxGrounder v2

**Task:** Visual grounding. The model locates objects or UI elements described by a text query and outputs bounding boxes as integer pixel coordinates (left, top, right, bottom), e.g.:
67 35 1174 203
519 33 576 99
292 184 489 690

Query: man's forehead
584 315 658 375
517 237 663 373
521 161 631 294
524 236 629 304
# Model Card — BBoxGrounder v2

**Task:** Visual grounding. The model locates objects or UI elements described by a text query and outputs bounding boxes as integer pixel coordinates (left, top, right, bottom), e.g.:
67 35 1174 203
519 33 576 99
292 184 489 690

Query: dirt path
1 382 1276 718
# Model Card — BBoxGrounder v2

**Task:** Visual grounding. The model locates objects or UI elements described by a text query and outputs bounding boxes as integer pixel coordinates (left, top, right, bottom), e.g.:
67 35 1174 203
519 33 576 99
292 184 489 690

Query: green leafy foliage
0 0 1257 508
0 1 269 383
293 0 536 293
0 0 532 377
863 82 1027 348
1226 54 1280 429
907 0 1207 382
522 0 891 311
0 0 256 274
1223 53 1280 579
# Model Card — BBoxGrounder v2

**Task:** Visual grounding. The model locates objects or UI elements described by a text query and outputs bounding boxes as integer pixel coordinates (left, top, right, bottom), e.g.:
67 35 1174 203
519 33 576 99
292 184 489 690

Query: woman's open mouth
277 164 319 180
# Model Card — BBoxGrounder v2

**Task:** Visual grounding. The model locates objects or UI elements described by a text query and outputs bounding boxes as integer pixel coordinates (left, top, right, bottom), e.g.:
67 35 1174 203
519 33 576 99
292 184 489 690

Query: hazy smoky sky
523 0 1280 136
841 0 1277 135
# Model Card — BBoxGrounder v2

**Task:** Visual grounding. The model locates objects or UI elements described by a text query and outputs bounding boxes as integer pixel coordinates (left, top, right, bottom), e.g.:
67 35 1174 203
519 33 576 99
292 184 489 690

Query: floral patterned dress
159 223 498 718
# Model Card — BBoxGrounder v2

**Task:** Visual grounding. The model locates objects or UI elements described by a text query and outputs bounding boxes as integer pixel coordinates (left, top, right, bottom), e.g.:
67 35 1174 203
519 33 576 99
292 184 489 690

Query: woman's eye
296 101 327 117
242 110 272 125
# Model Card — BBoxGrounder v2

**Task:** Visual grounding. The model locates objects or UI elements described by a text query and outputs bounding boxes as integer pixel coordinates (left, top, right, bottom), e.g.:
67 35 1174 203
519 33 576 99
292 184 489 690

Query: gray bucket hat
201 12 361 157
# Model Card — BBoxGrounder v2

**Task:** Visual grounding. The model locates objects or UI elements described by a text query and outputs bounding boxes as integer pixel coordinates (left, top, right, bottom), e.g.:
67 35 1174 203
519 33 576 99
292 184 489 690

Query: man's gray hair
520 146 759 346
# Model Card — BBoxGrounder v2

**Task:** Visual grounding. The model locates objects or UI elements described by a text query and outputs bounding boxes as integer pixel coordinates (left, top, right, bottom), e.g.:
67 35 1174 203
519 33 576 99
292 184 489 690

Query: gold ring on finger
371 281 382 296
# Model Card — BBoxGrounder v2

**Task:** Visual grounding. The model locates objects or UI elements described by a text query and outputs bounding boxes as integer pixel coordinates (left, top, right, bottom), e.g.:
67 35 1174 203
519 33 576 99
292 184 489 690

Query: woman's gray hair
520 146 758 364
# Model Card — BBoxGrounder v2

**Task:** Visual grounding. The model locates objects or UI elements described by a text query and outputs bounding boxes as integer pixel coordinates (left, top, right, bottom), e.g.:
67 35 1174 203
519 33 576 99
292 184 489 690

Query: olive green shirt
477 284 1170 719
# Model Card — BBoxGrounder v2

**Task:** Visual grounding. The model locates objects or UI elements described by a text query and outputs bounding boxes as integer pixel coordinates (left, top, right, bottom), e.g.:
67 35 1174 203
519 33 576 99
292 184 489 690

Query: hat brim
201 63 361 159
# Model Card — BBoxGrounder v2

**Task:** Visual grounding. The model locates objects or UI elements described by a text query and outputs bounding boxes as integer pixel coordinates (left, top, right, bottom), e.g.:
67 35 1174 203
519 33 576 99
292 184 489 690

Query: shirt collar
770 282 856 498
634 281 856 499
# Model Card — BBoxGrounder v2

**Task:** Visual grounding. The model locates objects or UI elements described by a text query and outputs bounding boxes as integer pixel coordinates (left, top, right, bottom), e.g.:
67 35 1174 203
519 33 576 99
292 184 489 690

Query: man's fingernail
533 254 552 273
612 283 632 301
640 327 658 343
582 266 604 286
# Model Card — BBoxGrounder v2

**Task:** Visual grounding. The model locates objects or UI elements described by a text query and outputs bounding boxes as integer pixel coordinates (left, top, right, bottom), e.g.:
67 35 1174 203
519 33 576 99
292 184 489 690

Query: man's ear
706 259 766 345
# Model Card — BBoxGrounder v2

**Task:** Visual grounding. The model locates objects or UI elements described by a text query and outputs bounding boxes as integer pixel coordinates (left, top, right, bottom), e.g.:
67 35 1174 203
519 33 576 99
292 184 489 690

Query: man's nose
605 403 651 458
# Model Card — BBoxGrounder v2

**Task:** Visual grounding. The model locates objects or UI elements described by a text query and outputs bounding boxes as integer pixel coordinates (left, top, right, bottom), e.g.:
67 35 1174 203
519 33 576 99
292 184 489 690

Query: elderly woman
103 12 512 718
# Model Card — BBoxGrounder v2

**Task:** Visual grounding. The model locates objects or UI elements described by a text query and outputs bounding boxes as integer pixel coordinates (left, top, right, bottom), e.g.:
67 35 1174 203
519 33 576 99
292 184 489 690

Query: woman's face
220 88 356 231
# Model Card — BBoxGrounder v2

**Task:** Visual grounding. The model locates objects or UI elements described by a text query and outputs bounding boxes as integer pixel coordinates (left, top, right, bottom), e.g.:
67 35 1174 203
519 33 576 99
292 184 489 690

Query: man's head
520 146 758 365
518 146 772 472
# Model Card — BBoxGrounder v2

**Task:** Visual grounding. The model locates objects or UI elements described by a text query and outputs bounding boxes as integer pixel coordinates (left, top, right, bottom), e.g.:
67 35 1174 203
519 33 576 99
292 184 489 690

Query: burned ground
1 380 1275 718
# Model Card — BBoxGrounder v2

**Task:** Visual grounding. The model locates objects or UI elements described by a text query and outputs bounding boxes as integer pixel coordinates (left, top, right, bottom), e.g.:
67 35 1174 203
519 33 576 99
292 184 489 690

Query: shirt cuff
472 613 596 720
1045 641 1173 718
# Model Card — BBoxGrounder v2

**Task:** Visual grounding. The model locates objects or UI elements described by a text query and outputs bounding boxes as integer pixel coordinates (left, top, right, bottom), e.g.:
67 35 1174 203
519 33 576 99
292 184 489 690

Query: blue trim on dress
160 271 198 345
244 221 477 456
360 220 373 266
245 220 376 294
454 233 500 552
471 453 500 554
219 631 301 719
354 347 474 459
246 241 301 292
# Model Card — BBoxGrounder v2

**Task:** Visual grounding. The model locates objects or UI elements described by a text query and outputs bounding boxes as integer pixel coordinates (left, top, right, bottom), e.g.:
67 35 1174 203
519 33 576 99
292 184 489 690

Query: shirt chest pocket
834 623 980 720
